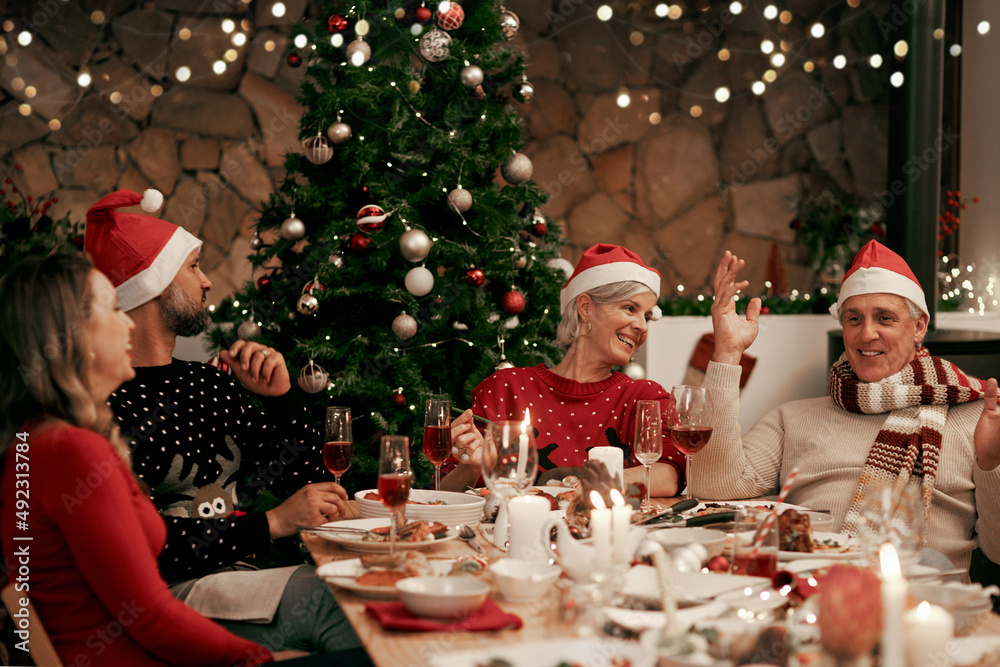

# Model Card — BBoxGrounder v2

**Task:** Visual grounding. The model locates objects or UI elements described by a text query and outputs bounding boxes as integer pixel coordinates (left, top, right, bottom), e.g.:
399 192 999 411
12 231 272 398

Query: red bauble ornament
350 232 371 252
500 290 526 315
436 2 464 30
415 6 432 22
256 276 271 291
532 221 548 237
391 392 407 407
357 204 388 233
286 53 303 68
464 267 485 287
327 14 348 32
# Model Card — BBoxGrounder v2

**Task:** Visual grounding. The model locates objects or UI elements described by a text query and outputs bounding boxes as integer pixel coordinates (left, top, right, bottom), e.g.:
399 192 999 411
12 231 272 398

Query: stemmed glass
632 400 662 514
323 406 353 486
481 412 537 548
423 397 452 490
667 386 714 500
377 435 412 555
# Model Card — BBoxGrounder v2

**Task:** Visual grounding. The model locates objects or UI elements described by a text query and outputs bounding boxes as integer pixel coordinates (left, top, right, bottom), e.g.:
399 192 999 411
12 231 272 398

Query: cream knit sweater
691 361 1000 572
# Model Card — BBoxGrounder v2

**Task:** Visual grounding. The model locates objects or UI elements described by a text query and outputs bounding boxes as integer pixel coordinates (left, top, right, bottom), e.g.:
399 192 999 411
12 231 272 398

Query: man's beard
161 283 211 337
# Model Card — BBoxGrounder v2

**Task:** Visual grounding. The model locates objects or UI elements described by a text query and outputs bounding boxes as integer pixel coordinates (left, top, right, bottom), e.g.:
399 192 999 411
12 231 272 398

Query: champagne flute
323 406 353 486
377 435 412 556
481 412 537 548
632 400 662 514
423 397 452 490
667 386 714 501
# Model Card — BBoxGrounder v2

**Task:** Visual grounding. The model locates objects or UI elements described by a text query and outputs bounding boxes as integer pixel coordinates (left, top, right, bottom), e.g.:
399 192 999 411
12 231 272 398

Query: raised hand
220 339 292 397
265 482 349 538
975 378 1000 471
710 250 762 365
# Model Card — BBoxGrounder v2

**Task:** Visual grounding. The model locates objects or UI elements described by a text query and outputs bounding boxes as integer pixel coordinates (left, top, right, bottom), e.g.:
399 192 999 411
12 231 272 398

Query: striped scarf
829 347 985 536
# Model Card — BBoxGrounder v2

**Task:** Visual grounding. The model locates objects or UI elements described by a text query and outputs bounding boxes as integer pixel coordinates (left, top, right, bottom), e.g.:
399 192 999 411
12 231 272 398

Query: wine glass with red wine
423 398 451 490
323 406 353 486
632 400 662 514
668 386 714 500
377 435 412 555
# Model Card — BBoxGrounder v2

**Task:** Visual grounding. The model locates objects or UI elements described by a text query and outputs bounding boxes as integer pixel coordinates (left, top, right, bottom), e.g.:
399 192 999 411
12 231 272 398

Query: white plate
779 532 861 560
316 558 456 600
781 558 944 580
312 518 459 553
430 637 654 667
647 527 727 557
683 500 806 518
603 600 728 633
355 489 485 525
716 587 787 614
623 565 770 603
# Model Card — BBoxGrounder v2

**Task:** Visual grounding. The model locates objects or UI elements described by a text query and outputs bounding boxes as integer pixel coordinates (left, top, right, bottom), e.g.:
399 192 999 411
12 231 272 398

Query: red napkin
365 598 523 632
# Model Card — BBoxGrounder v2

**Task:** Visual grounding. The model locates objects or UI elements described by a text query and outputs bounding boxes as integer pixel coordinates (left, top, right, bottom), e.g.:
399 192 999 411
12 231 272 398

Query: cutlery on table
457 524 484 553
646 511 739 529
634 497 699 525
296 524 373 536
908 568 967 581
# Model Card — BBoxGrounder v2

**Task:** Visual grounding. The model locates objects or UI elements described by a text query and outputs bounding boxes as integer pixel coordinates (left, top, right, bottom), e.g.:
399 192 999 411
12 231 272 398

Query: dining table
299 496 1000 667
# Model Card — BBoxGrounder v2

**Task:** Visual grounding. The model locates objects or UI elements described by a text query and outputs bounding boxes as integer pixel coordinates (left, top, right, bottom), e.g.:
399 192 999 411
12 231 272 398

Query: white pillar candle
879 543 906 667
589 490 612 570
588 446 624 491
609 489 632 565
508 495 551 561
903 601 954 667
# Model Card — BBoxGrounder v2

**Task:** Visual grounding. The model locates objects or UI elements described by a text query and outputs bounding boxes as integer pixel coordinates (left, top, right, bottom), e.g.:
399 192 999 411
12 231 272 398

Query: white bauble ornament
346 38 371 66
447 187 472 213
327 122 352 144
302 134 333 164
419 29 451 62
500 152 533 184
547 257 575 280
404 267 434 296
298 360 328 394
280 214 306 241
328 253 344 269
623 361 645 380
392 313 418 340
399 229 432 262
297 293 319 315
452 322 469 330
499 9 520 40
237 320 261 340
460 65 484 88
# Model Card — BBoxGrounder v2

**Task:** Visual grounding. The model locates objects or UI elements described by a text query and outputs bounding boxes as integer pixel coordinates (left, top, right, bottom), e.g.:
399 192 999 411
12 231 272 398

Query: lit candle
589 490 612 570
609 488 631 565
515 409 530 478
879 542 906 667
904 601 954 667
588 446 623 491
508 494 551 561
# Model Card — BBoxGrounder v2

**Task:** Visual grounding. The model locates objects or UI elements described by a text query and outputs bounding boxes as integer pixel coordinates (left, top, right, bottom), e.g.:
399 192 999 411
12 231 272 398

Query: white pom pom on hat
140 188 164 212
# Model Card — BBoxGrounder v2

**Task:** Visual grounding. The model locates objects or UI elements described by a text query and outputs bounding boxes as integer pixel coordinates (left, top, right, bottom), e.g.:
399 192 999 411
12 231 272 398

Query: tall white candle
515 409 531 478
879 542 906 667
609 488 631 565
508 495 551 561
903 601 954 667
589 490 612 570
588 446 623 491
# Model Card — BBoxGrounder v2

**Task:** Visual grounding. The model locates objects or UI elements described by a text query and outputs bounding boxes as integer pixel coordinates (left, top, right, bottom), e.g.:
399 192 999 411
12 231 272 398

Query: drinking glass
856 480 925 574
481 417 537 549
377 435 412 555
323 406 353 486
731 511 779 579
632 400 662 514
423 397 452 490
668 386 714 500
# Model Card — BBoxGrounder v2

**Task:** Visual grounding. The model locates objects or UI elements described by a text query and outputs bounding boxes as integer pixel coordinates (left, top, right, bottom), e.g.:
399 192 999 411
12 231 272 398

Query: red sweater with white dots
471 365 684 485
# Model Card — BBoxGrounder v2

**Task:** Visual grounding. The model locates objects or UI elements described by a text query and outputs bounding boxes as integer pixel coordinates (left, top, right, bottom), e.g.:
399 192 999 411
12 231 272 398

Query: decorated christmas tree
212 1 568 492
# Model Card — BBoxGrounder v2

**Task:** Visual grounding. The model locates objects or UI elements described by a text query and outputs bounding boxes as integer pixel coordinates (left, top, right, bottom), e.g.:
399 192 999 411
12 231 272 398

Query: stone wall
1 0 890 302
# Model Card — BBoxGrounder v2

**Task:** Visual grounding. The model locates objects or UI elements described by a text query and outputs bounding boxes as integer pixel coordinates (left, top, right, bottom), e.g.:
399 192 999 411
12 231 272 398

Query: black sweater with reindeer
108 359 325 582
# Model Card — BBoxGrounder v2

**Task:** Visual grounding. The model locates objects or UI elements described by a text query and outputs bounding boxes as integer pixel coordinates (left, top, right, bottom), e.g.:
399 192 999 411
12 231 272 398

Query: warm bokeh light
810 23 825 38
18 103 31 116
176 66 191 81
24 85 36 98
77 70 91 87
803 61 815 72
232 33 247 47
264 39 276 52
668 4 682 19
109 91 122 103
763 69 777 82
771 53 786 67
212 60 226 74
91 11 105 24
630 31 644 45
597 5 613 21
894 40 909 57
717 48 730 61
752 81 766 95
714 86 730 103
655 3 668 17
224 48 238 62
10 76 23 91
869 54 883 67
616 88 631 107
779 10 792 24
978 21 990 35
17 31 32 46
294 34 308 48
649 112 662 124
729 2 742 15
356 19 370 36
890 72 904 87
949 44 962 56
761 39 774 54
222 19 235 33
48 119 61 131
763 5 777 19
833 54 847 69
689 105 702 118
179 27 191 40
271 2 286 18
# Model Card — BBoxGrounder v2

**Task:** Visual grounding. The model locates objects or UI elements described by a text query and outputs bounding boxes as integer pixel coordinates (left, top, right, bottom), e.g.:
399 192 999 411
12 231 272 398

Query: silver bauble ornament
500 152 533 184
280 214 306 241
514 80 535 103
346 38 371 65
419 29 452 62
250 234 264 250
328 253 344 269
404 266 434 296
499 9 520 40
547 257 575 280
392 313 418 340
513 254 527 269
302 134 333 164
399 229 432 262
460 64 484 88
496 357 514 371
327 122 352 144
237 320 261 340
447 187 473 213
297 293 319 315
297 360 328 394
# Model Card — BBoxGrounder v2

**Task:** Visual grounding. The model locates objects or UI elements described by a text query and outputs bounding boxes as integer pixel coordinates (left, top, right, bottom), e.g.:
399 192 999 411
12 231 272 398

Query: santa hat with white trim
560 243 661 318
84 189 202 312
829 239 929 320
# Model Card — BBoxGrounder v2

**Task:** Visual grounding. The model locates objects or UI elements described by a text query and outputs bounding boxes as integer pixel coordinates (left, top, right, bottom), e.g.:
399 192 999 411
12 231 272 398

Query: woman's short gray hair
555 281 655 347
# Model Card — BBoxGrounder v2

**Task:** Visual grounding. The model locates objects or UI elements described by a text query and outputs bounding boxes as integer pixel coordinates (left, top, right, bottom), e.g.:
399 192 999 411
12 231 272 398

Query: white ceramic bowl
647 527 727 558
395 576 490 620
489 558 561 603
356 489 485 526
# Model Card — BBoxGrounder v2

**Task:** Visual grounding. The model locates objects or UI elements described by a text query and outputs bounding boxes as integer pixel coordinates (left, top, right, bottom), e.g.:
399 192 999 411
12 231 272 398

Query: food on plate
448 555 489 576
361 491 447 505
695 501 772 517
361 520 449 543
356 551 432 586
778 508 814 553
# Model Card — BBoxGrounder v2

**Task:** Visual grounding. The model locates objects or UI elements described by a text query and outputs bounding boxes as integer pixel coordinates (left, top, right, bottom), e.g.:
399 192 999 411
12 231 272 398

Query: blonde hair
0 254 130 464
555 281 654 347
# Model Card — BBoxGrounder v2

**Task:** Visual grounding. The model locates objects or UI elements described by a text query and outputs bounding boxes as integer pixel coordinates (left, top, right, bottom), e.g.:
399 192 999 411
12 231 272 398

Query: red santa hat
829 240 929 320
84 189 202 312
561 243 661 316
